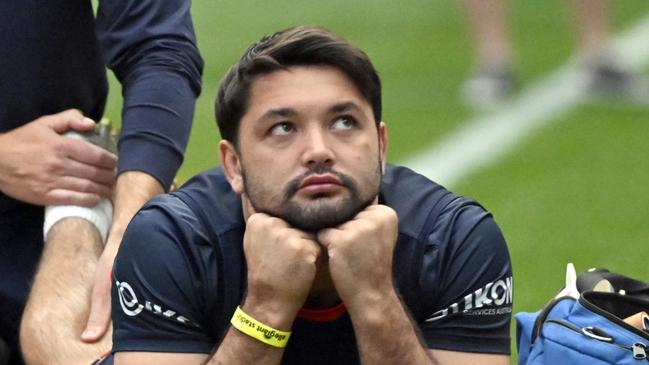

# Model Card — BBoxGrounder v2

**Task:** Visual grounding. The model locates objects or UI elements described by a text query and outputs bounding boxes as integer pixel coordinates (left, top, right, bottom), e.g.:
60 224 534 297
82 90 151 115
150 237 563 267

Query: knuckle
266 216 285 227
63 108 83 118
247 213 263 226
384 206 398 220
79 180 94 192
52 138 69 153
280 229 299 245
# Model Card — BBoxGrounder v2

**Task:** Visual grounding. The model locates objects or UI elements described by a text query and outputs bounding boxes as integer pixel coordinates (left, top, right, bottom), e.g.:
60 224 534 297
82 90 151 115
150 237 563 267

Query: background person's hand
0 109 117 207
80 232 119 342
317 204 399 307
82 171 166 342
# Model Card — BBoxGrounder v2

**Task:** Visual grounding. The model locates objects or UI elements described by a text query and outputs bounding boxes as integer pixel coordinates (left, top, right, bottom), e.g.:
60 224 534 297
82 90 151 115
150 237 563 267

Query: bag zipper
579 294 649 341
546 319 649 361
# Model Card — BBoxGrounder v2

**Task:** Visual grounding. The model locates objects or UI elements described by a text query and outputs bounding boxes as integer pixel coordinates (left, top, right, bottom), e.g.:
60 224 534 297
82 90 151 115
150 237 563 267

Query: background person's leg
461 0 516 107
571 0 610 59
571 0 649 100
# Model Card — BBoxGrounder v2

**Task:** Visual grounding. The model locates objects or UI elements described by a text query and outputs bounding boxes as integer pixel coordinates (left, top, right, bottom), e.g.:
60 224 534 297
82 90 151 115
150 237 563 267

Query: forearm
108 171 164 244
98 0 202 191
99 171 164 276
20 218 111 365
208 327 284 365
117 80 196 190
347 289 434 365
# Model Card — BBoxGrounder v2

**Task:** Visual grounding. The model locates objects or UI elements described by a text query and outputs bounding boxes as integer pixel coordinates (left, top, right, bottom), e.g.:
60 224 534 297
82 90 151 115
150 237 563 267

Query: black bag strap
577 268 649 300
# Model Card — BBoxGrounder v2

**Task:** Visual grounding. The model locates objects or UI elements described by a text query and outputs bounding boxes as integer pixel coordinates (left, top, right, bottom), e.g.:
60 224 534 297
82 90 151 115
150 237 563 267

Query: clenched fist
317 204 398 307
243 213 322 321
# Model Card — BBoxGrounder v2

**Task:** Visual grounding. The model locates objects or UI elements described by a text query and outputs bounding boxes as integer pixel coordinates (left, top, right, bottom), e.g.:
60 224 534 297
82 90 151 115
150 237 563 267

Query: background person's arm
82 0 204 341
20 218 112 365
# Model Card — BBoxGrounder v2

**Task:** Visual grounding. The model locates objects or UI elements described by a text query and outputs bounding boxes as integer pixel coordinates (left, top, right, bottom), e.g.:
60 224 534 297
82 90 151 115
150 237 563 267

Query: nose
302 127 334 169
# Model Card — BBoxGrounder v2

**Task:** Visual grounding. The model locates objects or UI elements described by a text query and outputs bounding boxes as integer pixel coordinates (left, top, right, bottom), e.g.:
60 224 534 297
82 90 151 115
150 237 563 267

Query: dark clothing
0 1 203 362
0 0 203 191
111 165 513 363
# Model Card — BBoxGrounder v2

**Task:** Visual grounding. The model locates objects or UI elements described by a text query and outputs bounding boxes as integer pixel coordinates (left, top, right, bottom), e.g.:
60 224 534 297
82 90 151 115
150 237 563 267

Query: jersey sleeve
418 204 513 354
111 195 213 354
95 0 204 190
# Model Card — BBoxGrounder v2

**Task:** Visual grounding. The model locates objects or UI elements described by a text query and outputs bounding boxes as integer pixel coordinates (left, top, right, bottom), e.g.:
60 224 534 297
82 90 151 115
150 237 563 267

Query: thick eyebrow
259 108 298 121
257 101 363 123
329 101 363 115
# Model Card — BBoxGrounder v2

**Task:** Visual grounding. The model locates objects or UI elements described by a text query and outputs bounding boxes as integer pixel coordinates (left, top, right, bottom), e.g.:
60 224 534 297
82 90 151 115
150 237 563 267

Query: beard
242 162 382 232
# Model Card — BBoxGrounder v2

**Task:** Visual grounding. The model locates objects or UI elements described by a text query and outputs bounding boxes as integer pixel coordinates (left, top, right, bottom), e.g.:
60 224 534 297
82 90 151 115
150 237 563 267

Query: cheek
242 155 289 197
348 140 380 166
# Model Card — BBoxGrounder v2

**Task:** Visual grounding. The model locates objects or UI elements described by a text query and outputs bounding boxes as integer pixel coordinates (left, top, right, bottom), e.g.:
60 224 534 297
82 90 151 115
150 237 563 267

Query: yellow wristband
230 306 291 348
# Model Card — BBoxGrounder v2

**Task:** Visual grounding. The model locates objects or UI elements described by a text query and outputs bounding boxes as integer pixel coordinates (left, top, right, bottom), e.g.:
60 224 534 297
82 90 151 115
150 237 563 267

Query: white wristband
43 199 113 244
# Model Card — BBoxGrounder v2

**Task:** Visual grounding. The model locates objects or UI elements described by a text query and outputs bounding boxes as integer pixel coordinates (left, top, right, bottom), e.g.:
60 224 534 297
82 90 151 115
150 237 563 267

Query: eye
269 122 294 136
331 116 357 131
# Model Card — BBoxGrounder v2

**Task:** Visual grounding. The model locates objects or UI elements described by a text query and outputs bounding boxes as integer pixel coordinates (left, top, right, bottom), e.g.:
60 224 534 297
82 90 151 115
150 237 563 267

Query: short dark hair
215 26 382 145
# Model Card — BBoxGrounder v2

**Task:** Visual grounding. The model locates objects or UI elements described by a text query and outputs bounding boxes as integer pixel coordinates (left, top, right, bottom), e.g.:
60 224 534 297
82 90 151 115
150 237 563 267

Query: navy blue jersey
111 165 513 361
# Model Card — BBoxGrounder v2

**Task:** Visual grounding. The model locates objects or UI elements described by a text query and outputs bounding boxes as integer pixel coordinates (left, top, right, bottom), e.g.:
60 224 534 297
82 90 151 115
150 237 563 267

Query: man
0 1 202 364
109 26 512 364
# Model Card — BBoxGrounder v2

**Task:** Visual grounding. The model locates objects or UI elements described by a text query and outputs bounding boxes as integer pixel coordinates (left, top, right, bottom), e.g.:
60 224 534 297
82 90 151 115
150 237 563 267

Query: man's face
221 65 387 231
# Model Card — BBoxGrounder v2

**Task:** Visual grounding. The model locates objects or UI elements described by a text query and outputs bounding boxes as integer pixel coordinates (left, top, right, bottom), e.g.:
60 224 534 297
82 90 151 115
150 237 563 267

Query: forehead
244 65 371 119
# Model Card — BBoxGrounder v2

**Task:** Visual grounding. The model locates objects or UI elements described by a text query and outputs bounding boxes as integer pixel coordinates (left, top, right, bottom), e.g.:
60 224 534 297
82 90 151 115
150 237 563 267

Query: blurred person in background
0 1 203 364
461 0 649 108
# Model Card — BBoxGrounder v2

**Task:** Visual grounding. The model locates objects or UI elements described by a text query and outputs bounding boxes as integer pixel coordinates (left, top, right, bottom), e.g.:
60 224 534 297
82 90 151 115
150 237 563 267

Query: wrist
44 199 113 243
345 286 399 318
230 306 292 348
242 294 299 332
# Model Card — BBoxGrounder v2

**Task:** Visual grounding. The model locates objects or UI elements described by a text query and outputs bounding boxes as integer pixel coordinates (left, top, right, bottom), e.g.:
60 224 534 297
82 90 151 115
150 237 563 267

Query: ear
378 122 388 174
219 140 244 194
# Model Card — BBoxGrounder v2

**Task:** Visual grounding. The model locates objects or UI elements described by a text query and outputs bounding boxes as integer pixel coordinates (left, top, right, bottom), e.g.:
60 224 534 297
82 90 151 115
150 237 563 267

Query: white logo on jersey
425 276 513 322
117 280 144 316
115 279 200 328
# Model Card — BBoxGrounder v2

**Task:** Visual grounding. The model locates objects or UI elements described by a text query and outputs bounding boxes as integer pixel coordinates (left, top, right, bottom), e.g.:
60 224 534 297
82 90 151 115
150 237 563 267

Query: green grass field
103 1 649 358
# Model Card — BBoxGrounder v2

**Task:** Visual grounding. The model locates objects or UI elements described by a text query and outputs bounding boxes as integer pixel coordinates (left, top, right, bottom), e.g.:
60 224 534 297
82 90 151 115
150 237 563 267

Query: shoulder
386 164 511 311
126 167 244 249
116 167 244 281
381 164 496 243
112 169 244 352
166 167 244 235
381 165 477 238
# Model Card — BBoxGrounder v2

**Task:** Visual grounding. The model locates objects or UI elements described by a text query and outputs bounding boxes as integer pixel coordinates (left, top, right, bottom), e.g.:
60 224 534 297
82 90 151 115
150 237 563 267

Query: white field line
401 12 649 188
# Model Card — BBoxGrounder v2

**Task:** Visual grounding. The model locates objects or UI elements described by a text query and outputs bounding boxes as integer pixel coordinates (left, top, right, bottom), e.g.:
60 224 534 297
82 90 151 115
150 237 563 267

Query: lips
298 174 343 195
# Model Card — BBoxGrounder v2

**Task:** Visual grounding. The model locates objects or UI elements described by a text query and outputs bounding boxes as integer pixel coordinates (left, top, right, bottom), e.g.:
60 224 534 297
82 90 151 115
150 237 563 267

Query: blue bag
517 268 649 365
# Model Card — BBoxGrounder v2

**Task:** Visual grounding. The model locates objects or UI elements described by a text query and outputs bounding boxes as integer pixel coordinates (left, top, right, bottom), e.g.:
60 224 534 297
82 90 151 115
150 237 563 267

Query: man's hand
81 238 119 342
317 205 399 306
82 172 165 342
243 213 321 322
0 109 117 207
